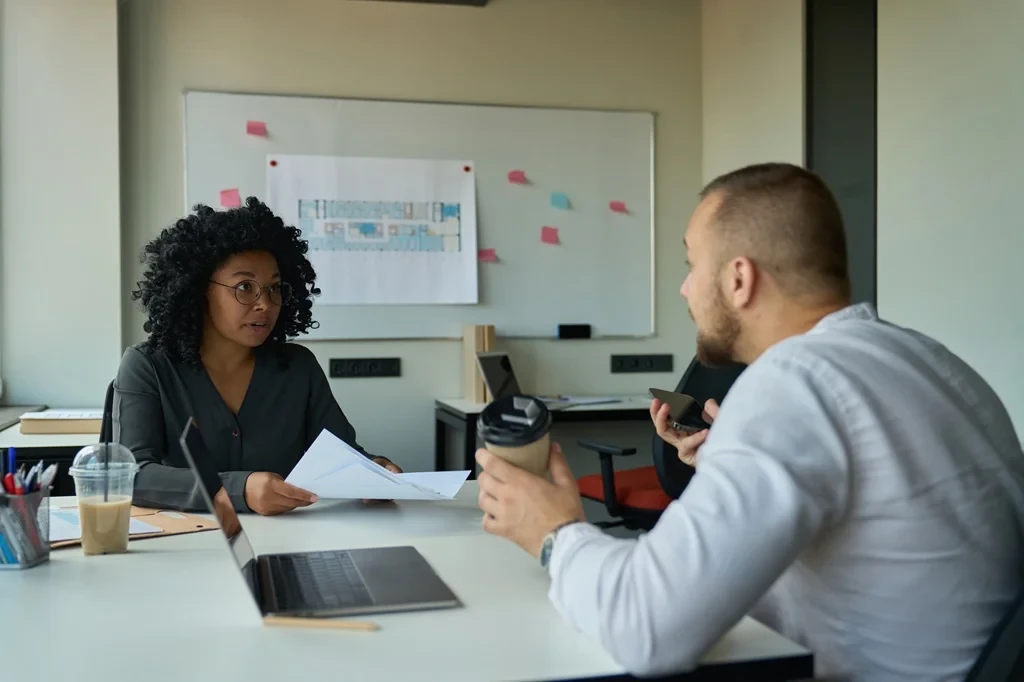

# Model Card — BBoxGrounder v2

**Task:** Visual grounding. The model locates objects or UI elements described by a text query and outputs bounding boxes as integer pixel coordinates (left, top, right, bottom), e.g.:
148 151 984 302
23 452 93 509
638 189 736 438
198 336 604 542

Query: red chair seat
577 465 673 512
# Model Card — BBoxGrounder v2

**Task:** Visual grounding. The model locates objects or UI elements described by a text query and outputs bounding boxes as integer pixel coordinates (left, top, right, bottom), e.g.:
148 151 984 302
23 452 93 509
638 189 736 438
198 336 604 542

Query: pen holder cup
0 489 50 570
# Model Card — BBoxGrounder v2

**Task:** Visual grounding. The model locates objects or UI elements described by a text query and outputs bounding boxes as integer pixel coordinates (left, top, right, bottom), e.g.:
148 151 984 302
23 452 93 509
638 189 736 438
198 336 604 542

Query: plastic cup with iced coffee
69 443 138 556
477 395 553 477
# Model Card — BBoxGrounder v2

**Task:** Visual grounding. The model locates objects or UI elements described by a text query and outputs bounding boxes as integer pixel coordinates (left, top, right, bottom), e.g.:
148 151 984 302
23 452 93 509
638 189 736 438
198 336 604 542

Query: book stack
462 324 496 403
19 409 103 435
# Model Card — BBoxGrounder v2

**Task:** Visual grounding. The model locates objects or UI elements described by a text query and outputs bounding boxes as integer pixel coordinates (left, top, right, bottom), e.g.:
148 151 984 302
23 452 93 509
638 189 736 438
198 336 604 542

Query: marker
2 473 13 495
5 448 14 479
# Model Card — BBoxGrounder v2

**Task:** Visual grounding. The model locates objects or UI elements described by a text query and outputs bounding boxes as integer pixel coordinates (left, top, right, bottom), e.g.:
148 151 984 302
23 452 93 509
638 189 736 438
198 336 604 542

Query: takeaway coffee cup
69 443 138 556
477 395 553 477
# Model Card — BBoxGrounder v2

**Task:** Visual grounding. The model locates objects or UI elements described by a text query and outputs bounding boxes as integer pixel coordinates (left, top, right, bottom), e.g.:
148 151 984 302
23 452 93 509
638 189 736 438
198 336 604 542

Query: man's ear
725 256 757 308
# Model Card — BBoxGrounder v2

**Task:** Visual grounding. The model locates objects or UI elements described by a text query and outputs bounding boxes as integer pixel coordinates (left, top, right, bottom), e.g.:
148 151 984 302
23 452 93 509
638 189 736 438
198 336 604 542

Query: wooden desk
435 396 652 476
4 483 812 681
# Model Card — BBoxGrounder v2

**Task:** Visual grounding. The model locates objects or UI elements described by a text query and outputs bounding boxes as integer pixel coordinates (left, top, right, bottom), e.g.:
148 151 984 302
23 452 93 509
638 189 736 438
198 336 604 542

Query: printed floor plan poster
266 155 478 305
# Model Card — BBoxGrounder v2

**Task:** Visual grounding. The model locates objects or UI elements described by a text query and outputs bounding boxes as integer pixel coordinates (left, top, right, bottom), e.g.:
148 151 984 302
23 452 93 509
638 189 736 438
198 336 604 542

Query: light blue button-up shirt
549 303 1024 680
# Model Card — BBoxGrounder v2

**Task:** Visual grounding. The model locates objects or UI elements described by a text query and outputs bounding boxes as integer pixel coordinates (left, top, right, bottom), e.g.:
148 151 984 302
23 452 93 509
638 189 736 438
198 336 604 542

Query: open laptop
475 351 523 400
178 417 461 618
475 351 621 408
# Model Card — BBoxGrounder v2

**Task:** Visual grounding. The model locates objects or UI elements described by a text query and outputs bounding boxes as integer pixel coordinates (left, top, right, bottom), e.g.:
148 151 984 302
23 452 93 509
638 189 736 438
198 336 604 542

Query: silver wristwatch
539 520 579 570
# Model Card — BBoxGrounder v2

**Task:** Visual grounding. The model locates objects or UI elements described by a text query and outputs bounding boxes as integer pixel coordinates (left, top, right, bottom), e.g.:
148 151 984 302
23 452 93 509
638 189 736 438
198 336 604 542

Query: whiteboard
183 90 654 340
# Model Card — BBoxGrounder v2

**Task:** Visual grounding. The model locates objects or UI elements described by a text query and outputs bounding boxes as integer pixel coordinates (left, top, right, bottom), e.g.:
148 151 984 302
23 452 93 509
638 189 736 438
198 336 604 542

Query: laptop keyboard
270 551 374 611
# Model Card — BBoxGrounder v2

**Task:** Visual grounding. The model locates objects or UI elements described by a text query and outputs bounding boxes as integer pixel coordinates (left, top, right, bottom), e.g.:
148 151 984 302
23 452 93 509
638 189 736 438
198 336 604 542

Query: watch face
540 535 554 568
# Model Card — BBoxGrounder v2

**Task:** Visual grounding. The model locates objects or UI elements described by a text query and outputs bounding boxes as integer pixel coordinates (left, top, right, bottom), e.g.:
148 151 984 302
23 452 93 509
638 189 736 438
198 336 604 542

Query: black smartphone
648 388 711 433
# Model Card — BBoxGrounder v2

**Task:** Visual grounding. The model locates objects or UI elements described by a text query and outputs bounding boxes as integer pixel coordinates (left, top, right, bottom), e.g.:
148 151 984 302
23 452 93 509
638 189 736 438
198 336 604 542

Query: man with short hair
476 163 1024 681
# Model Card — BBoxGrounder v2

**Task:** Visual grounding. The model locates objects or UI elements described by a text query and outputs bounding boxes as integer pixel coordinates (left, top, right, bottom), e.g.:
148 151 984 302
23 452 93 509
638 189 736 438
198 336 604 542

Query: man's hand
476 442 584 558
650 398 719 467
244 472 318 515
363 456 403 504
213 487 242 536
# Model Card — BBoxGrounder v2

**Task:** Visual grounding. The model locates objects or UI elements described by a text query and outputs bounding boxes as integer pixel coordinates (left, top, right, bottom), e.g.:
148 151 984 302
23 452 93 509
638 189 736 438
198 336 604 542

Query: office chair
965 587 1024 682
99 379 114 443
576 357 746 531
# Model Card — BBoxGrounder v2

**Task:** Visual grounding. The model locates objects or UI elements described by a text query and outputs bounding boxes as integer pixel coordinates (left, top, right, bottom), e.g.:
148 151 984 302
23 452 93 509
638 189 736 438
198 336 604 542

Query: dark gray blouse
113 341 372 512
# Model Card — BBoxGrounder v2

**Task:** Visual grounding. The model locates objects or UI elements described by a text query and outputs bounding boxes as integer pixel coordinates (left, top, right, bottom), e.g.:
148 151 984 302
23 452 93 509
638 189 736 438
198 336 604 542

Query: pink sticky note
541 226 559 245
219 189 242 208
609 200 628 214
507 170 528 184
246 120 268 137
478 248 498 263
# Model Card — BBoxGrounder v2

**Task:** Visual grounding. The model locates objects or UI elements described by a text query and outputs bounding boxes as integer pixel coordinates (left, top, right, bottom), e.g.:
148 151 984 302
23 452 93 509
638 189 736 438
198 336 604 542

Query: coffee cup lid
477 395 552 447
69 442 138 479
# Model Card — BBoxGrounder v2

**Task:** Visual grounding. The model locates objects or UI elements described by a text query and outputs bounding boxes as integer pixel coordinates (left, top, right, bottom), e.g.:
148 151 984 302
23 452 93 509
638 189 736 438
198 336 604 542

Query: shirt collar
808 302 878 334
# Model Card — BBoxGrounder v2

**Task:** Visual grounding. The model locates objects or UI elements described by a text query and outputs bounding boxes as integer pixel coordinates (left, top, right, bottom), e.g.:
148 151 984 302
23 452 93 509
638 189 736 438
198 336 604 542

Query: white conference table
1 484 812 681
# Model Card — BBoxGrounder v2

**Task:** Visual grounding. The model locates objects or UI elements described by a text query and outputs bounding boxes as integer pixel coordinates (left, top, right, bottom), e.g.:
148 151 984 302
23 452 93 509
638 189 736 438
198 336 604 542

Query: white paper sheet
285 430 471 501
266 154 478 305
49 507 161 543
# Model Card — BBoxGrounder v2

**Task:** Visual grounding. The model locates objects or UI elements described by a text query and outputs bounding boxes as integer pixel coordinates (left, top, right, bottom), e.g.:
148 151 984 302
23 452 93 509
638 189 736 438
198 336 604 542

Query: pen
2 473 13 495
24 461 42 492
38 464 57 491
6 448 15 479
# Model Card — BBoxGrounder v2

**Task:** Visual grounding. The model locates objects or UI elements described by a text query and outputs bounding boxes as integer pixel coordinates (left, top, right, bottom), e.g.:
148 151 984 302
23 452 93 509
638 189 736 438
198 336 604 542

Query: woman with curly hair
114 197 401 516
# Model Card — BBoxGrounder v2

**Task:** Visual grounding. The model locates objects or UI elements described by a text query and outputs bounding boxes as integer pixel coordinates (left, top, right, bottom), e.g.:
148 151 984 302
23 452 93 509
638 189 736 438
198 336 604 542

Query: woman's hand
371 456 402 474
244 472 318 515
363 456 402 504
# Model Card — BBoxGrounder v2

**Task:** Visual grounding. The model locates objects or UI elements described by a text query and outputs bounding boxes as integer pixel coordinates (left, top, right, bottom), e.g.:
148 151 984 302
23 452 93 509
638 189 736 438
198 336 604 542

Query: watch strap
540 519 581 569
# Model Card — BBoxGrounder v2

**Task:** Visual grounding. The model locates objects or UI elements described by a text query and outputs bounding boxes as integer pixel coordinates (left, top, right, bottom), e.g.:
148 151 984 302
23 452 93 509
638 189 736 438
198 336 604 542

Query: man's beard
694 288 740 367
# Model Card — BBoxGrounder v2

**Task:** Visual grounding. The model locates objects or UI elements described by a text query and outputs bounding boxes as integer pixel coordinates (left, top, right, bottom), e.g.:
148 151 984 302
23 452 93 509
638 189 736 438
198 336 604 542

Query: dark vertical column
805 0 877 306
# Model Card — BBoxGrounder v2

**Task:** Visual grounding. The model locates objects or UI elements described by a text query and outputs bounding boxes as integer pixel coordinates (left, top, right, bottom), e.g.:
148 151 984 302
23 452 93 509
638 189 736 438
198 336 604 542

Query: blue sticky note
550 192 571 210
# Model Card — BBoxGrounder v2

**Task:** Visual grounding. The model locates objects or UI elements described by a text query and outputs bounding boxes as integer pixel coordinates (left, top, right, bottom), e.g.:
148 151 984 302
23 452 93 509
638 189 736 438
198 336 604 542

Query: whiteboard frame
182 88 656 340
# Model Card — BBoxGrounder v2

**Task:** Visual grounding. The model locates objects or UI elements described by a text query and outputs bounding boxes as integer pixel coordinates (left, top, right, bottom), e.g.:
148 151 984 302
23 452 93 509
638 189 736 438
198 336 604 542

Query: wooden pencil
263 615 379 631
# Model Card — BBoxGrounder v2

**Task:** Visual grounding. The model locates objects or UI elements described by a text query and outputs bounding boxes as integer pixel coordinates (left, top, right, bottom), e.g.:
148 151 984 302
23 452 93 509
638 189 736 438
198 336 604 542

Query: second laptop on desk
475 351 621 408
179 418 461 621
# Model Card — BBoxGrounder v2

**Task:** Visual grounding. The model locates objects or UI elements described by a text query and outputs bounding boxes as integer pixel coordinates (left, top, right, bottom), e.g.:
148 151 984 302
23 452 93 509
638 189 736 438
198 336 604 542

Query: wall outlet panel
329 357 401 378
609 354 673 374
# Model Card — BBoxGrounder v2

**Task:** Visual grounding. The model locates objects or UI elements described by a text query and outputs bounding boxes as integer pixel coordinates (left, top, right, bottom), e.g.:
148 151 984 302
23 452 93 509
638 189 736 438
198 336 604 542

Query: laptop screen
475 352 521 400
178 418 261 611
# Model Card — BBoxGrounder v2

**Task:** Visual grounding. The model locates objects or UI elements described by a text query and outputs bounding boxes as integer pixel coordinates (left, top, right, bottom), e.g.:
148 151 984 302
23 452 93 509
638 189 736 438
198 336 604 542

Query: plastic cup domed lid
69 442 138 479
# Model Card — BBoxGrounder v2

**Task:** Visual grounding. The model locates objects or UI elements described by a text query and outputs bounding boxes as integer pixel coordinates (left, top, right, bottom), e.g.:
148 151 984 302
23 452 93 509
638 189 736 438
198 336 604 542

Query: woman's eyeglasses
209 279 293 306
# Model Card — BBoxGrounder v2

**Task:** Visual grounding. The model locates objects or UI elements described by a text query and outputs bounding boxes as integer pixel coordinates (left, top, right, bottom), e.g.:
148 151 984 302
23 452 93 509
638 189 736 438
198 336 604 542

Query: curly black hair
133 197 320 368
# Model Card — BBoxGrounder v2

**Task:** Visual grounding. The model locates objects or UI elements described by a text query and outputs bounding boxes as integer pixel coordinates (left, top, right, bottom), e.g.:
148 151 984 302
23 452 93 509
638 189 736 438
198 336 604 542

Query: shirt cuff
548 521 607 578
223 471 254 512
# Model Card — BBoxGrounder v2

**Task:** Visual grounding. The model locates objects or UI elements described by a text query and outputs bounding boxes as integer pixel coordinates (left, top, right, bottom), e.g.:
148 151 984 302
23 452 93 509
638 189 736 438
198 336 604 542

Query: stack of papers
285 430 471 501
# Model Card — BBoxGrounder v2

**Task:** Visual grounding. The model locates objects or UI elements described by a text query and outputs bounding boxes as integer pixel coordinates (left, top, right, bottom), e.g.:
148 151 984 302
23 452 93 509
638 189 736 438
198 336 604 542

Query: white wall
0 0 122 406
877 0 1024 431
119 0 703 470
700 0 805 183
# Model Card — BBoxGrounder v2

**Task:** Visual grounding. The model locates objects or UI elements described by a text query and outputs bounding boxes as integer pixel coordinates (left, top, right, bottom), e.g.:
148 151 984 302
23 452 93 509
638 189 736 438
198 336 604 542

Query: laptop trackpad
353 546 459 607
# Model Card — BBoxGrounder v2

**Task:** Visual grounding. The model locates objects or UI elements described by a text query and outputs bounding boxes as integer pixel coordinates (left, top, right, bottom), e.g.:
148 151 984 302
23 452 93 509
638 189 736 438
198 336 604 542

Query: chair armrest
577 439 637 457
